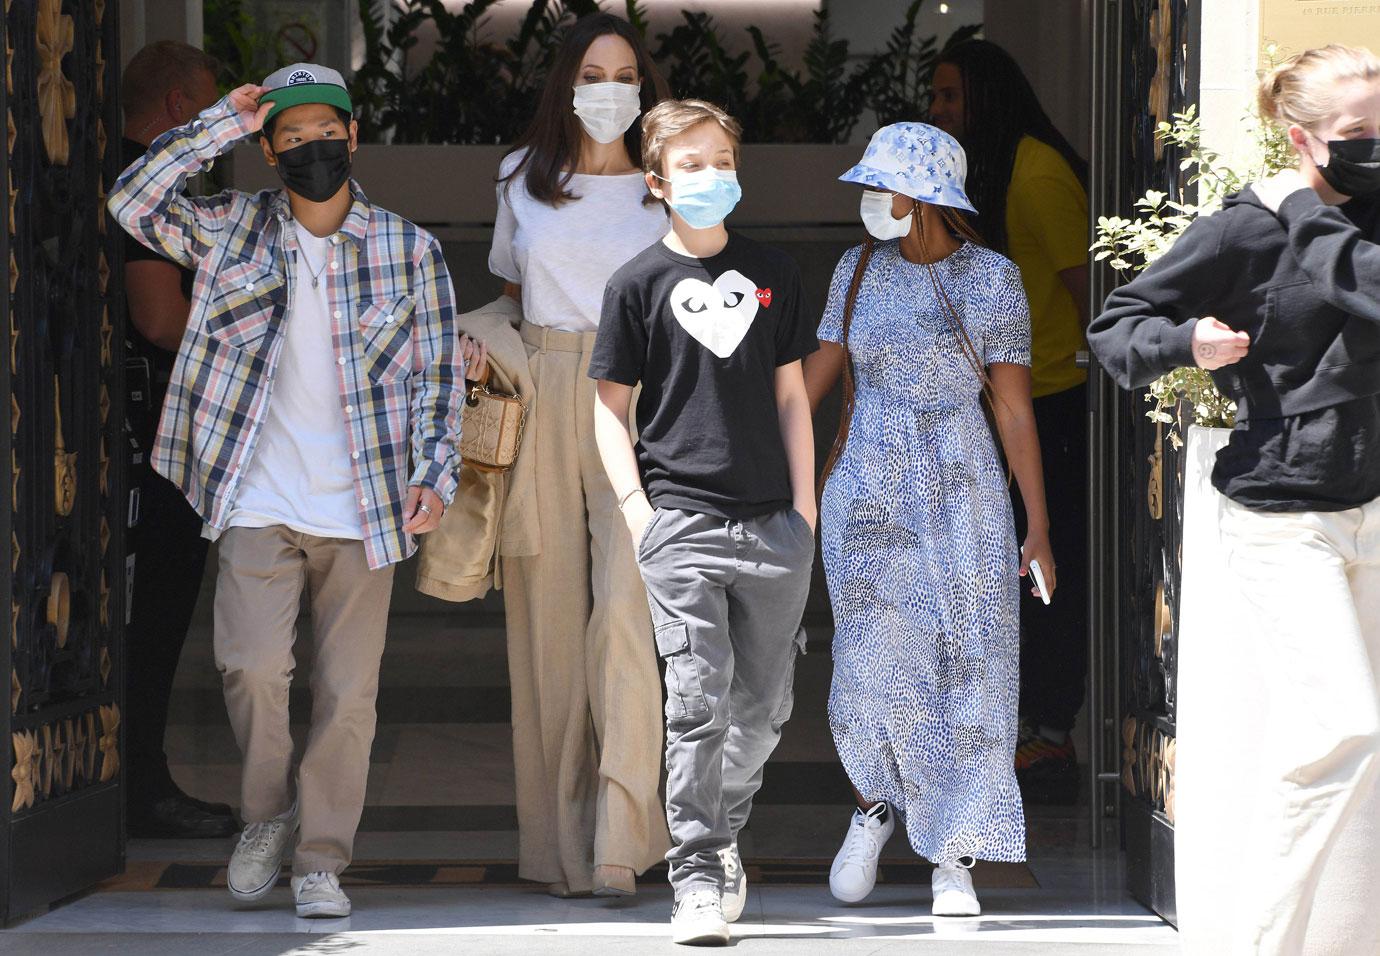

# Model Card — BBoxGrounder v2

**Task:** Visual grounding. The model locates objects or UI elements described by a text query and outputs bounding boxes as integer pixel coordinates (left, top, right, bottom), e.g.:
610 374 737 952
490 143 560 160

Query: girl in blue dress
803 123 1056 917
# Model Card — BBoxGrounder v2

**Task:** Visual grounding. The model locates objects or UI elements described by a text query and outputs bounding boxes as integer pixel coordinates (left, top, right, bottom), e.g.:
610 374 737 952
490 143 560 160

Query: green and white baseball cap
260 63 352 124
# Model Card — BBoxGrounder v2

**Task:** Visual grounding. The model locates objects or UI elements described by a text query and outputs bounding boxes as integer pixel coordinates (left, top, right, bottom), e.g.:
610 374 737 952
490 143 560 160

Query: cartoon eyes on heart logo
670 269 760 358
755 288 773 308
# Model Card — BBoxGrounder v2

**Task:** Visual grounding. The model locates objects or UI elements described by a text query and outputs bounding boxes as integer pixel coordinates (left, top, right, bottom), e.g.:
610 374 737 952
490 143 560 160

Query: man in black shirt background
119 40 235 838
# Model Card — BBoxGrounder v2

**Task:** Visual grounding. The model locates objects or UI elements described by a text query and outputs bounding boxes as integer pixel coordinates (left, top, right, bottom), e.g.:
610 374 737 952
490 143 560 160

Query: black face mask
272 137 352 203
1316 137 1380 198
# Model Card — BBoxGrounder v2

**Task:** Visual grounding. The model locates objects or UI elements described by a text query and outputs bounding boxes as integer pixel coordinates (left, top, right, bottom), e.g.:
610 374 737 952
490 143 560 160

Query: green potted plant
230 0 980 227
1092 105 1294 448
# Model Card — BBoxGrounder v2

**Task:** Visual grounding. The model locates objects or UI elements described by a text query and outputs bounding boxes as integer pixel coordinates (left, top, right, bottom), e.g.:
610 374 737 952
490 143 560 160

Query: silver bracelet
617 488 646 511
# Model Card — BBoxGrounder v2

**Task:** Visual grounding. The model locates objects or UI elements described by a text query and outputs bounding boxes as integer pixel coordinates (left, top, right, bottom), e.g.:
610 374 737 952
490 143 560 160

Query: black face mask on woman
1314 137 1380 198
272 138 352 203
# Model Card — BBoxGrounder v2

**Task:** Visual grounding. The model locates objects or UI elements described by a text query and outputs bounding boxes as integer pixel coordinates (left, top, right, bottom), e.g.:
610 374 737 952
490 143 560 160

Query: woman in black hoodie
1089 44 1380 956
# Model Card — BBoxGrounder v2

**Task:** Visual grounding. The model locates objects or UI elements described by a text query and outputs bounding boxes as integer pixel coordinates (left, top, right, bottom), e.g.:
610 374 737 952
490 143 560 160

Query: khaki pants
1220 497 1380 955
501 322 669 891
213 526 395 876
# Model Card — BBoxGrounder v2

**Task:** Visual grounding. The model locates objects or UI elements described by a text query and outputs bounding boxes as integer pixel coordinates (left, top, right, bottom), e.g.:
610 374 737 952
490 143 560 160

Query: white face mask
859 190 913 240
572 81 642 144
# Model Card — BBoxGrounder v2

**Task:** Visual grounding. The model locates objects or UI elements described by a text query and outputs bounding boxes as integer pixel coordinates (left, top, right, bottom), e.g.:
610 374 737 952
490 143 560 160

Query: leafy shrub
349 0 981 144
203 0 286 92
1092 103 1294 442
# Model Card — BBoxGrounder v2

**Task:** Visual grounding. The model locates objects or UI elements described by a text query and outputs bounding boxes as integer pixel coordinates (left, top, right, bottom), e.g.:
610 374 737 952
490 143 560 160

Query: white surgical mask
572 81 642 144
859 190 913 240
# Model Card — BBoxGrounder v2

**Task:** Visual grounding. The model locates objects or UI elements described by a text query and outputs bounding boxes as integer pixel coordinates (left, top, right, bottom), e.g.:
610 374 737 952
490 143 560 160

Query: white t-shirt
225 222 363 539
489 149 669 332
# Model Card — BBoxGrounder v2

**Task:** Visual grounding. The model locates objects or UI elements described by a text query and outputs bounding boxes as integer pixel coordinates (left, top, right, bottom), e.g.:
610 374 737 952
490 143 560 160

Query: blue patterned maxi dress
820 239 1031 864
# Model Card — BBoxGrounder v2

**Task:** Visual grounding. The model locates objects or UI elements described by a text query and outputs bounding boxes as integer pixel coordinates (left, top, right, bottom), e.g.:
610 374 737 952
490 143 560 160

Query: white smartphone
1029 559 1052 606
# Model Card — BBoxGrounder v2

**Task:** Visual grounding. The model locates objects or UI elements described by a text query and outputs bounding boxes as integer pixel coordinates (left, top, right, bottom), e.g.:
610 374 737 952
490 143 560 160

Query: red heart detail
755 288 773 307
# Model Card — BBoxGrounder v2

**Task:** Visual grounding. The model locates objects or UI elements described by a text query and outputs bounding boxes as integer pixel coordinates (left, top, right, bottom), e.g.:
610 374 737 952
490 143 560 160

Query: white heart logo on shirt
669 270 760 358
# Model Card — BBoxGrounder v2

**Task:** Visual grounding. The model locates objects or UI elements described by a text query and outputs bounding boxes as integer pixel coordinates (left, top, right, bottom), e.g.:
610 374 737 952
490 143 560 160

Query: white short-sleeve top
489 149 670 333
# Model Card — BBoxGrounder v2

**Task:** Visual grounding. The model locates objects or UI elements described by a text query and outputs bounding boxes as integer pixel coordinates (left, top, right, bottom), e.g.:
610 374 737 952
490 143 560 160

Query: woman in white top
488 13 671 899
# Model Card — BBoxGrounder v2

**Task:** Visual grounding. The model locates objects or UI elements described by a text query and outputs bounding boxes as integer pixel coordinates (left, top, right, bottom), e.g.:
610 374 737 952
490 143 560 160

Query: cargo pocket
655 620 708 721
771 627 809 724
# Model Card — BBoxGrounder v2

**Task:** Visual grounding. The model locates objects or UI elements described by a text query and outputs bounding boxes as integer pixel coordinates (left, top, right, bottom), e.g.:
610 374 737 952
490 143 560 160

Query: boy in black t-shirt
589 99 819 947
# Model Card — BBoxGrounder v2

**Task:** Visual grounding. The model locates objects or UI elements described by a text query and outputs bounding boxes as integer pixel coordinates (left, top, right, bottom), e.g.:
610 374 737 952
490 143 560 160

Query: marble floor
2 572 1178 953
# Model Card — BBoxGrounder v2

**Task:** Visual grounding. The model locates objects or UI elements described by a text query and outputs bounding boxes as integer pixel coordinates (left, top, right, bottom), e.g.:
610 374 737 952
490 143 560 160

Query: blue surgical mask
657 167 742 229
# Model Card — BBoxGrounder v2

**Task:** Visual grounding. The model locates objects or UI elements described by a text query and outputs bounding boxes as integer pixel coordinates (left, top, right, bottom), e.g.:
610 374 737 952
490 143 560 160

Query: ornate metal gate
1 0 126 921
1089 0 1200 927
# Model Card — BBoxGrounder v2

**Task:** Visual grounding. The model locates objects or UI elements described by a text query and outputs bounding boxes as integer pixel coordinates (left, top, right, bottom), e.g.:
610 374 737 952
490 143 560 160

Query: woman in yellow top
930 40 1089 804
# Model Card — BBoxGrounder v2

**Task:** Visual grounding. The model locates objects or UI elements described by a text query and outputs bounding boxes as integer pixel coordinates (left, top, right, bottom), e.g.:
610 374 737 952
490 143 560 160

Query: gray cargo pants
635 506 814 897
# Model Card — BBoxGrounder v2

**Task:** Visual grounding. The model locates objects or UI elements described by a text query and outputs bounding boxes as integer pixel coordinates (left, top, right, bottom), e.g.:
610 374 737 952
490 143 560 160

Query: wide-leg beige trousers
502 322 669 892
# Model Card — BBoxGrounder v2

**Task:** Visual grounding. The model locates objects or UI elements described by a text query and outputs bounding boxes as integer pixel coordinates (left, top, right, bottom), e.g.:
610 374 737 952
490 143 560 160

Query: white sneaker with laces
671 887 730 946
718 844 747 923
931 859 981 917
829 802 894 903
227 803 298 903
292 870 352 918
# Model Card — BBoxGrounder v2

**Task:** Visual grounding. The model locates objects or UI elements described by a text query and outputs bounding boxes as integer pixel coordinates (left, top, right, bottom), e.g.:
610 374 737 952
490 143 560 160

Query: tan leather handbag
459 367 527 473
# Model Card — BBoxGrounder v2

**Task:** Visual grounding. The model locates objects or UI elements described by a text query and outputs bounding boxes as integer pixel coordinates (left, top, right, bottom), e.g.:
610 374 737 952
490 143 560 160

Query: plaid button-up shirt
109 97 464 569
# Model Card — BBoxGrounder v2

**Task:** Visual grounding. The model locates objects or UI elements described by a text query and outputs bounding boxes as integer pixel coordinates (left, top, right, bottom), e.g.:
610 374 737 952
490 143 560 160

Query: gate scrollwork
4 0 125 896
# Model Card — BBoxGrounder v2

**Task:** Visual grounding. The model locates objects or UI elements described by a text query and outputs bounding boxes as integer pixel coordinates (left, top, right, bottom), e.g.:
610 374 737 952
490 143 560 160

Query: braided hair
935 41 1087 254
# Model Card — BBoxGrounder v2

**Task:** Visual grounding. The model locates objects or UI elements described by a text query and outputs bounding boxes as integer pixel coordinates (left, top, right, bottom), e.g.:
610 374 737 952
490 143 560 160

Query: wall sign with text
1260 0 1380 60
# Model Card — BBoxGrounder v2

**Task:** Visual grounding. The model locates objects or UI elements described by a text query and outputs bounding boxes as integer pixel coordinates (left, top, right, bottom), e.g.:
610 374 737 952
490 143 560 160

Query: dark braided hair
935 41 1087 254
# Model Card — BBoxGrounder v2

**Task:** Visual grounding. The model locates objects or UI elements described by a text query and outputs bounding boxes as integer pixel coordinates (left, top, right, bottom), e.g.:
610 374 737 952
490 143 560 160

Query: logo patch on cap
287 69 316 85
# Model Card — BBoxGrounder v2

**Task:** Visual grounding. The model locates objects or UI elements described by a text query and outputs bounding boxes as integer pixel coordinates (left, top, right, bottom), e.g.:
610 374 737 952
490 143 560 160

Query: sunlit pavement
2 841 1176 954
0 607 1177 954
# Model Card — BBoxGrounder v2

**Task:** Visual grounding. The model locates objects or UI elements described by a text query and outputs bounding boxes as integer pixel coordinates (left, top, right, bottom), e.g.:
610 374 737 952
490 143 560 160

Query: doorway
2 0 1196 941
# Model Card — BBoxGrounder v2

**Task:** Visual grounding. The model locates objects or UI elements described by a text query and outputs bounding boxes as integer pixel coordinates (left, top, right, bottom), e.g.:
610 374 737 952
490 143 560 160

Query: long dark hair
935 40 1088 254
500 14 668 206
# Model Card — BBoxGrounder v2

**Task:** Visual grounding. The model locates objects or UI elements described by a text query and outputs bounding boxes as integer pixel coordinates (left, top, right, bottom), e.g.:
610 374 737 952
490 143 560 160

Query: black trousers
1012 383 1089 733
125 469 210 803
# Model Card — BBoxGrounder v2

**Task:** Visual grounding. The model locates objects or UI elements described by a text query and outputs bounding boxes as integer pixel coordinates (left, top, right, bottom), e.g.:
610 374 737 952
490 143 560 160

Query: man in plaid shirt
109 64 474 918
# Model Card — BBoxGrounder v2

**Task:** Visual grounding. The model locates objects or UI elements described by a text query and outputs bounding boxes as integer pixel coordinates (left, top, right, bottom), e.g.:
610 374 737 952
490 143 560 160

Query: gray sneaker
718 844 747 923
292 870 352 918
227 803 298 903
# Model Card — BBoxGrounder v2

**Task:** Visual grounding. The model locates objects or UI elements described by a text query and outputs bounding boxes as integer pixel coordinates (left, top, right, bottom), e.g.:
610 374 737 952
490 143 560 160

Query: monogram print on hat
287 69 316 85
670 270 759 358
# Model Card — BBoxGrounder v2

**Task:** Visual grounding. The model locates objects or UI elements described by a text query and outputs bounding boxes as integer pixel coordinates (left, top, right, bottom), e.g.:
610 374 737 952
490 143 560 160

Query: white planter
1172 424 1250 954
228 143 865 227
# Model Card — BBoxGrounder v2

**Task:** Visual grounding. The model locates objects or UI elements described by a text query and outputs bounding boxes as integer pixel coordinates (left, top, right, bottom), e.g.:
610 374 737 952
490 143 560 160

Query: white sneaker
227 803 298 903
931 859 981 916
292 870 352 918
671 887 730 946
829 802 894 903
718 844 747 923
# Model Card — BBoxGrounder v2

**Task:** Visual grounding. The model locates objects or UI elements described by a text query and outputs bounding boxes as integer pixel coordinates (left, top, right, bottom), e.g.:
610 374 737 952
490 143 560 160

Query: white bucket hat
839 122 977 213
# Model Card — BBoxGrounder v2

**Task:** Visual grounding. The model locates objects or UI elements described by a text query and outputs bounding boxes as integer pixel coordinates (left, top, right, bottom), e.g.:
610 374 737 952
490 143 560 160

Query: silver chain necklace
297 235 329 289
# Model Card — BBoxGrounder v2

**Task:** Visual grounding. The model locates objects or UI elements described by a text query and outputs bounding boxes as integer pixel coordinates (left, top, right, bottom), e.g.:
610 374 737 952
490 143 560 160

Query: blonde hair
1258 44 1380 131
640 99 742 177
